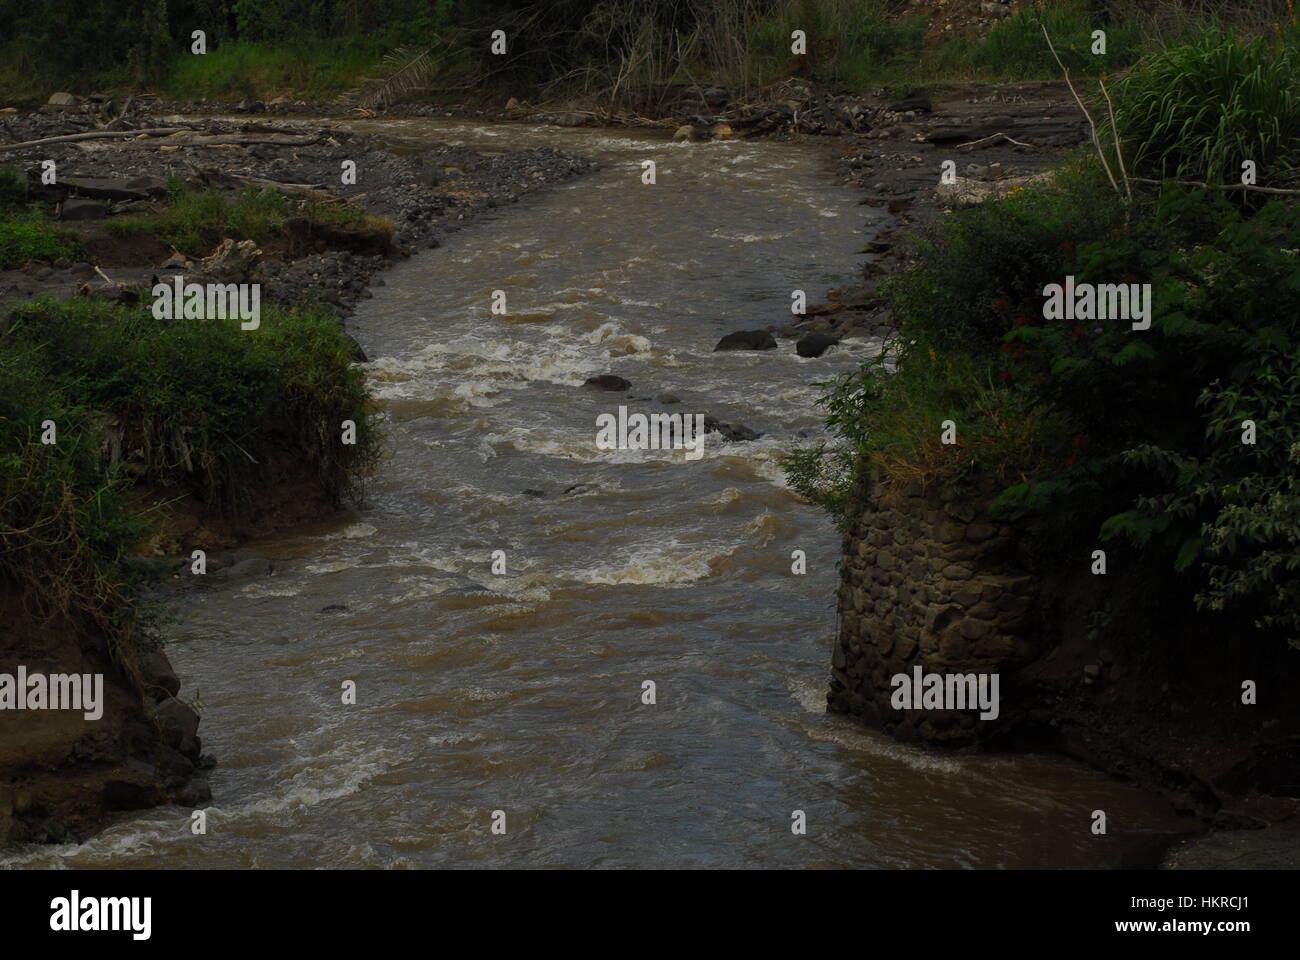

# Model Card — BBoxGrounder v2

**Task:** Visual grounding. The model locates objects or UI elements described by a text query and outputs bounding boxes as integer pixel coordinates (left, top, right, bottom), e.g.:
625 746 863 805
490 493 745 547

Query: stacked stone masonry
827 473 1039 747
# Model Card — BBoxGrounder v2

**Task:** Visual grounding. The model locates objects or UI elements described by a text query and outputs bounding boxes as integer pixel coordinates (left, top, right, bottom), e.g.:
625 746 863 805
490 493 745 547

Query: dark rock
59 198 107 220
320 604 350 614
714 329 776 351
703 416 761 442
522 489 546 498
343 333 368 363
563 482 599 496
583 374 630 391
154 697 200 757
796 333 840 358
61 177 152 202
139 647 182 702
888 88 932 114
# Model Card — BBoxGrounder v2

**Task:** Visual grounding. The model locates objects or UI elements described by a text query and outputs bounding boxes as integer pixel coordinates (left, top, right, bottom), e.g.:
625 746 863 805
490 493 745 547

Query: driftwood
236 175 331 195
0 127 195 152
120 131 326 150
955 132 1034 152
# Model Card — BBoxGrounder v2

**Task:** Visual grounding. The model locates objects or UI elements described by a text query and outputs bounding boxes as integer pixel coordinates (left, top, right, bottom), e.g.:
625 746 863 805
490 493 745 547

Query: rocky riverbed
0 110 594 318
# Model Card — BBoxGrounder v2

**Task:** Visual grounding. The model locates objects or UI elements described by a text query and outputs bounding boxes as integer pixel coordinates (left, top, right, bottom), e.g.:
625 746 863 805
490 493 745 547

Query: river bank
0 108 595 845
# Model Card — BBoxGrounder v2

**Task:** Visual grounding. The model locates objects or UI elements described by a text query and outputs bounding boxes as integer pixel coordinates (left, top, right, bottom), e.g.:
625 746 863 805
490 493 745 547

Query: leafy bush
0 341 151 674
0 165 27 209
791 28 1300 646
884 158 1121 355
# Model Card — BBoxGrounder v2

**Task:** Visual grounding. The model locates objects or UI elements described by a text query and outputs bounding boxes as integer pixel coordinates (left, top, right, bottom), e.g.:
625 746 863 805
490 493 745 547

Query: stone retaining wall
827 470 1040 746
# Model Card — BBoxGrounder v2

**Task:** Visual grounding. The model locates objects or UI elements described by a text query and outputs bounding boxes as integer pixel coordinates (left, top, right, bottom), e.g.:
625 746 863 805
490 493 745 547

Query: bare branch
1041 24 1122 198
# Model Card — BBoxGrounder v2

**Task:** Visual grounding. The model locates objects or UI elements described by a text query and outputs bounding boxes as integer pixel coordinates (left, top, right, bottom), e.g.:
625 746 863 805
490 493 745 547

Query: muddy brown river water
5 119 1192 869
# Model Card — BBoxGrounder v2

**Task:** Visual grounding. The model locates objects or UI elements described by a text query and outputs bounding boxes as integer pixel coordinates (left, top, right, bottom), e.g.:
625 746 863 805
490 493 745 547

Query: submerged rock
703 416 761 442
583 374 631 391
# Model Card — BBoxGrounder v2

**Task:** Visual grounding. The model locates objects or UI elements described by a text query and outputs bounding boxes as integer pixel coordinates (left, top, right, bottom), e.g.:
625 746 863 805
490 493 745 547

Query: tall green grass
0 211 82 268
927 1 1145 80
162 38 392 101
1109 29 1300 185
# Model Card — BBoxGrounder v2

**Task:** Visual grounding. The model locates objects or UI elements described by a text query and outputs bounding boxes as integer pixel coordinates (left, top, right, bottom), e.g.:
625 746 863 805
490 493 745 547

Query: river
5 119 1190 869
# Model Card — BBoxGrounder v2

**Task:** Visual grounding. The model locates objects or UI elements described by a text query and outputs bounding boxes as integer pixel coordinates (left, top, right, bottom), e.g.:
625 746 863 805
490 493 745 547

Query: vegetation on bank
1 162 383 671
1 1 1294 108
0 166 83 267
0 295 381 661
105 178 393 257
787 27 1300 647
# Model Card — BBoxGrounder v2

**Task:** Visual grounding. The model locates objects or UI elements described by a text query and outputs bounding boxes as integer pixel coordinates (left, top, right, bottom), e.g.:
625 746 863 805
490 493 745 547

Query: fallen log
0 127 196 152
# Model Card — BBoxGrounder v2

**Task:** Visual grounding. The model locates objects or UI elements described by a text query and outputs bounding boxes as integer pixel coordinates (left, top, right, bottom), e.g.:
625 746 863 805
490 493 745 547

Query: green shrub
0 341 151 672
0 165 28 210
883 158 1121 355
793 161 1300 645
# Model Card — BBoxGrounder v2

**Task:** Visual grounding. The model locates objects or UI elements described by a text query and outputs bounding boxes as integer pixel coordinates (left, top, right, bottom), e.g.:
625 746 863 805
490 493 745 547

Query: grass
1 293 381 680
4 296 382 511
161 38 396 102
0 210 82 268
0 338 152 682
1108 28 1300 185
0 165 83 268
926 2 1147 81
105 179 392 257
0 2 1275 108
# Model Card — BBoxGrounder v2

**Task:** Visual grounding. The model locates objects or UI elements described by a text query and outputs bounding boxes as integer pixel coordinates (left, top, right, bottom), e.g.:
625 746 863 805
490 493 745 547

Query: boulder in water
796 333 840 358
583 375 630 391
714 329 776 351
703 416 761 442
